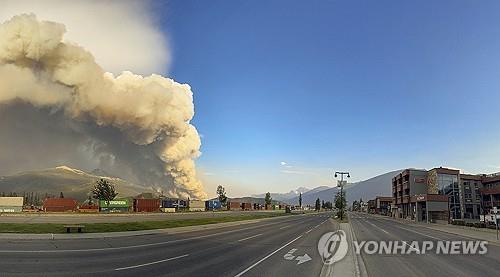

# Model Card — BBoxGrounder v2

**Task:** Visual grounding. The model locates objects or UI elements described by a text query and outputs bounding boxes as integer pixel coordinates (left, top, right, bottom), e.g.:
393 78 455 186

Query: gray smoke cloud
0 14 206 199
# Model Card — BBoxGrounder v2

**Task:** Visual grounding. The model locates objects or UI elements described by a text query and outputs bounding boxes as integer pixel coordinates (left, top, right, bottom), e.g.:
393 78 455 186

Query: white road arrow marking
295 254 312 265
283 248 297 260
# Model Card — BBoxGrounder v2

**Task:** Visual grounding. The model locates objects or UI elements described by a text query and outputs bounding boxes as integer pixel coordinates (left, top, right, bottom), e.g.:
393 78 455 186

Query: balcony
403 181 409 190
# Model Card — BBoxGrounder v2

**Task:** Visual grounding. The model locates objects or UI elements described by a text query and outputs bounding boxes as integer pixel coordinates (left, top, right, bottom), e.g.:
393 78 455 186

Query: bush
465 222 474 227
454 220 465 226
473 222 486 228
487 225 498 230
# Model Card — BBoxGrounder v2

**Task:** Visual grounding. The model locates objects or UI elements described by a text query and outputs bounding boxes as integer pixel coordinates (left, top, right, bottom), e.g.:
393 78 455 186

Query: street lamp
335 171 350 220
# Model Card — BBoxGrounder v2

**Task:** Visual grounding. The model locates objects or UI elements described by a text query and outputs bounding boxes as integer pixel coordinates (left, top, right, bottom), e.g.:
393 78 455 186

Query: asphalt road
0 212 335 276
350 212 500 277
0 210 287 224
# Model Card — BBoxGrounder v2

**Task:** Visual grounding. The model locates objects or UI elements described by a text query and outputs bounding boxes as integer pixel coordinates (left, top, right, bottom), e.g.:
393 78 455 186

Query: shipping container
227 201 240 211
99 199 130 213
242 202 253 211
0 197 23 212
0 206 22 212
188 200 205 211
43 198 78 212
133 198 160 212
205 200 222 210
78 204 99 213
162 199 188 212
0 197 23 206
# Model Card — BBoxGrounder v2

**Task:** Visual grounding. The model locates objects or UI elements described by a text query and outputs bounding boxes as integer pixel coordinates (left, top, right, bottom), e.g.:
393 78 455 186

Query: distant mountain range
251 187 310 201
282 170 402 205
0 166 154 201
0 166 402 205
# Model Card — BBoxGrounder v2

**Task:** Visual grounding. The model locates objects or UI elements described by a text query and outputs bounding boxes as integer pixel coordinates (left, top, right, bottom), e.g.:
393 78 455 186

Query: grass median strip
0 213 290 234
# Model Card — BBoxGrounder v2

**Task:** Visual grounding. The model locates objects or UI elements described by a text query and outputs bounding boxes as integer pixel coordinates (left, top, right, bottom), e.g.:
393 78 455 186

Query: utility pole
335 171 350 221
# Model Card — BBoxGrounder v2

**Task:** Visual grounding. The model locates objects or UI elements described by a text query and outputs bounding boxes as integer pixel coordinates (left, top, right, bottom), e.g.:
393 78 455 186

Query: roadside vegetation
0 212 290 234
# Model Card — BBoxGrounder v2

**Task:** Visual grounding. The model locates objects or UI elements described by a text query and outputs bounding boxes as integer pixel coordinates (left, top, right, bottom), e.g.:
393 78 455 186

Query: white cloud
280 161 288 166
0 0 169 75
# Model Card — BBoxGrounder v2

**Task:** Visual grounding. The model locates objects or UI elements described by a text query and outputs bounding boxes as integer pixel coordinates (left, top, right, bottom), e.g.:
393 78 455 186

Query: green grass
0 213 290 234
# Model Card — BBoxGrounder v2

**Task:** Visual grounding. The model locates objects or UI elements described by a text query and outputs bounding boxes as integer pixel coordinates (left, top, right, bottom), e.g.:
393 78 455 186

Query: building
391 168 450 222
391 167 500 223
391 168 435 221
459 174 483 219
367 199 376 213
375 196 392 215
0 197 23 212
480 174 500 215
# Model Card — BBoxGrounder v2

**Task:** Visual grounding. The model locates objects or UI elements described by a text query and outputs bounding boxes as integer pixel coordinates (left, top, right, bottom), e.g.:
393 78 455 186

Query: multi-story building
481 174 500 214
391 167 500 223
391 167 459 223
460 174 483 219
391 168 438 221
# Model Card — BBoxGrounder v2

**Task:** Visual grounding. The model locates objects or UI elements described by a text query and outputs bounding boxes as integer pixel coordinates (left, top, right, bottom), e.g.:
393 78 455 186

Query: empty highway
350 212 500 277
0 212 335 276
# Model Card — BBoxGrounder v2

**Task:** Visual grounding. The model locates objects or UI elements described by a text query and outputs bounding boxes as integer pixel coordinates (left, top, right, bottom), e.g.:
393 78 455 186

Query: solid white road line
237 233 263 242
233 235 303 277
279 225 289 230
114 254 189 271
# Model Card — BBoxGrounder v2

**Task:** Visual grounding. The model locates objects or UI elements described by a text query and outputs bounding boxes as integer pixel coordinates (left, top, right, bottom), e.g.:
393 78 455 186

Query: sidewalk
320 220 368 277
360 212 500 246
417 223 500 245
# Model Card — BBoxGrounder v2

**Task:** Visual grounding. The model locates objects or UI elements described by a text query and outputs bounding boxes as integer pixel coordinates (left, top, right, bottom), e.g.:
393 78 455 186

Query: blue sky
155 0 500 197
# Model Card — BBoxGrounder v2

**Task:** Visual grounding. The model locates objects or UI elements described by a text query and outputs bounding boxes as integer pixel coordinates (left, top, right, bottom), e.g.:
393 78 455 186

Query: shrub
487 225 497 230
473 222 486 228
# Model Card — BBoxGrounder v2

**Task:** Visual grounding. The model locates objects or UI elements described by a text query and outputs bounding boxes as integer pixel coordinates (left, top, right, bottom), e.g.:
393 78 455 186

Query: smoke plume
0 14 206 199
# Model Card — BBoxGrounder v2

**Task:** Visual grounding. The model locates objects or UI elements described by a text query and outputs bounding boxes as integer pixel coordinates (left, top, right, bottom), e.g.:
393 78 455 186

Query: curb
0 214 297 240
347 214 368 277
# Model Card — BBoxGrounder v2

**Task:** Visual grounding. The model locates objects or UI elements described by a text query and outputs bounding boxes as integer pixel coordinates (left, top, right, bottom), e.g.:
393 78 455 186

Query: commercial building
0 197 23 212
374 196 392 215
367 199 376 214
459 174 483 219
391 167 500 223
480 174 500 215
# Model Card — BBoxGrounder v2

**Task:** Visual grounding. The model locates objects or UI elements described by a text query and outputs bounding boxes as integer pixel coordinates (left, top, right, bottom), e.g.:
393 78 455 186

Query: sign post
494 207 498 240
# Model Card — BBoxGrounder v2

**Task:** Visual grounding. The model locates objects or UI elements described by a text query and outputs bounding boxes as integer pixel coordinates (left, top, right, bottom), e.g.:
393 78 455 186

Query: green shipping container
99 199 129 208
99 199 130 212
